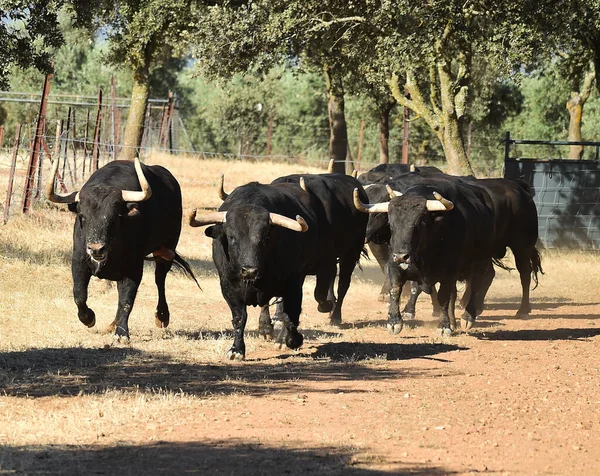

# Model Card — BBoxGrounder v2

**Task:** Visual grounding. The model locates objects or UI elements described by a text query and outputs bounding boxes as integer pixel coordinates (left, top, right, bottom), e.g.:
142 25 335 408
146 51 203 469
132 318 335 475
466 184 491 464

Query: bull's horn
46 158 79 203
270 213 308 232
299 177 307 192
218 174 228 200
351 169 358 178
353 188 389 214
121 157 152 202
385 185 402 199
189 208 227 227
426 191 454 212
363 184 375 190
410 164 416 172
327 159 334 173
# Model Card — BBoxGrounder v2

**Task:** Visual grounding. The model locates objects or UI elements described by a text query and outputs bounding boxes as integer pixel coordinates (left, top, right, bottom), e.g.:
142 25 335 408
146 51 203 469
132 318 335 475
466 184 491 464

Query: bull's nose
392 253 410 264
240 266 259 280
87 243 107 261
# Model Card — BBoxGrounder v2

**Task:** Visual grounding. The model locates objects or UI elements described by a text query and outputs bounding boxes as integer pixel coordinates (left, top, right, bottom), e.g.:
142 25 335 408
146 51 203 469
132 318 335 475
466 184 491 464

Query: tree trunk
389 72 473 176
324 63 347 174
566 67 595 159
122 55 150 161
378 99 395 164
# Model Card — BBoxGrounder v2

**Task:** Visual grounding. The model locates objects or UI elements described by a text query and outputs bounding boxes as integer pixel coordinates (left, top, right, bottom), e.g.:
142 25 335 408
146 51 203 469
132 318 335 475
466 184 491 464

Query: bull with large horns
47 157 197 341
354 176 496 335
190 180 322 360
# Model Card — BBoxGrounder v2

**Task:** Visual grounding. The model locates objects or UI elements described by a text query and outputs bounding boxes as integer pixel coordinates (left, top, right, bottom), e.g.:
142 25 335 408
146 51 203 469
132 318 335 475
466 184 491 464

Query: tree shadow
0 441 453 476
0 342 463 398
311 342 466 364
472 327 600 341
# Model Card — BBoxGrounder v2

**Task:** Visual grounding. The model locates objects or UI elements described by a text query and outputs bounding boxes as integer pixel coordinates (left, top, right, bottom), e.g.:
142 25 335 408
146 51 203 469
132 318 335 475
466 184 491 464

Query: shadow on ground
472 327 600 341
0 441 453 476
0 342 462 398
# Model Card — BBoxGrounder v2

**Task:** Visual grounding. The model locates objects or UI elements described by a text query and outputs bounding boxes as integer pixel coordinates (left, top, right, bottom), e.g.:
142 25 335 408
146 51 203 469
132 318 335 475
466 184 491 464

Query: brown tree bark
122 48 151 161
324 63 348 174
378 98 395 164
566 67 595 159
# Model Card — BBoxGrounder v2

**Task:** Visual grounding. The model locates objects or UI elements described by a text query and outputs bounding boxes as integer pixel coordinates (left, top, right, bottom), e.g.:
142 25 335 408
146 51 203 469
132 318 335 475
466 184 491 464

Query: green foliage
0 1 65 89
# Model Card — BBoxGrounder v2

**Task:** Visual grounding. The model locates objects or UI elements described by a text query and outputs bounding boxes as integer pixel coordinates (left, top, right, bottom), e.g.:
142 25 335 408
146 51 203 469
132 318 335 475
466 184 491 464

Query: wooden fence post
22 73 51 213
3 124 22 224
92 88 102 172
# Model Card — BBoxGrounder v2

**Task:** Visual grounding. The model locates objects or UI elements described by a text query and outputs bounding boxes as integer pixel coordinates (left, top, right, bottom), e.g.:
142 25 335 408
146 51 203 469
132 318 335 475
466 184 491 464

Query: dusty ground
1 155 600 475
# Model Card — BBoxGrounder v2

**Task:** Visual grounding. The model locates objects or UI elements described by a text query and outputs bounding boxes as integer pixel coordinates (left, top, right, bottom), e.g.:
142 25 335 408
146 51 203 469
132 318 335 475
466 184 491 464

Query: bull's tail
172 251 201 289
492 257 513 272
530 247 543 289
146 252 201 289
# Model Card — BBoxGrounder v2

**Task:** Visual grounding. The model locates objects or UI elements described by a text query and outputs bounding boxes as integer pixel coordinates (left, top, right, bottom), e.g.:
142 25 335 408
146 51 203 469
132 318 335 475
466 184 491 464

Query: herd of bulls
46 157 542 360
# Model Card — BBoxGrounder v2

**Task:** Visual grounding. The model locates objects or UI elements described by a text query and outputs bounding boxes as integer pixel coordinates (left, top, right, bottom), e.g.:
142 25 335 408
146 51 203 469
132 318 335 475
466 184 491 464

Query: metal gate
503 134 600 249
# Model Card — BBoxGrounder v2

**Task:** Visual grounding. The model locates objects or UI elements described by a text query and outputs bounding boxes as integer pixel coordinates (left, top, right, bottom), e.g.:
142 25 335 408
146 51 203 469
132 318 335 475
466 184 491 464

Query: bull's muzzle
87 243 108 263
240 266 259 281
392 252 410 265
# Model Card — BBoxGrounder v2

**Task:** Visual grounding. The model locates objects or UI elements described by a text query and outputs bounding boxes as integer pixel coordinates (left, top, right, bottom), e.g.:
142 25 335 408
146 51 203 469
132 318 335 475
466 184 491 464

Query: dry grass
2 153 600 474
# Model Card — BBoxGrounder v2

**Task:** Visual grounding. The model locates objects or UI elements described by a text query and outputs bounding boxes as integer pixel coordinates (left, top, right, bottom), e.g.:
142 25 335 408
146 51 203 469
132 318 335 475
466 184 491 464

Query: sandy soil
1 156 599 475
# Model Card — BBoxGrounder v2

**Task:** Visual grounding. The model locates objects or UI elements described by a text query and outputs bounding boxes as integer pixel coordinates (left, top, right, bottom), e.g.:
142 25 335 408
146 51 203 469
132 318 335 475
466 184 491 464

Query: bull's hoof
329 315 342 327
285 331 304 350
226 350 245 361
387 322 403 335
79 309 96 328
113 333 130 344
155 313 170 329
259 326 274 340
461 318 474 331
402 312 414 320
514 309 530 318
438 327 453 337
318 300 334 313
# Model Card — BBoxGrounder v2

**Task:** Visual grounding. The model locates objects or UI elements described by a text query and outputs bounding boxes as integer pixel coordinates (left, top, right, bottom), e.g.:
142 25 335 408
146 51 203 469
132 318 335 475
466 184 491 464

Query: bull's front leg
461 260 492 331
112 271 143 342
369 242 391 302
72 257 95 328
280 277 305 350
387 262 406 334
221 282 249 360
436 279 457 337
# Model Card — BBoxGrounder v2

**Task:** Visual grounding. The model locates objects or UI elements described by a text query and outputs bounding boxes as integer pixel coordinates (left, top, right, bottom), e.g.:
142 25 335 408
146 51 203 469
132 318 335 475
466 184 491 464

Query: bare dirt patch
1 155 600 475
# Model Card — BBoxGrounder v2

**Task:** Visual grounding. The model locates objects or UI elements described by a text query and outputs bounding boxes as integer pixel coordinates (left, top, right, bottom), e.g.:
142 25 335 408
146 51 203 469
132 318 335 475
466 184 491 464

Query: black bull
189 177 368 360
355 176 497 335
362 169 542 322
46 158 196 341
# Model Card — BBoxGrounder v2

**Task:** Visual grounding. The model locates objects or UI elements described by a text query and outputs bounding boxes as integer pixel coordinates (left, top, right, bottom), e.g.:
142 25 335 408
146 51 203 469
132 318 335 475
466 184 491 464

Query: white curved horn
351 169 358 178
189 208 227 227
121 157 152 202
426 191 454 212
218 174 228 200
327 159 334 173
46 158 79 203
353 188 389 214
385 185 402 199
269 213 308 232
299 177 307 192
410 164 416 172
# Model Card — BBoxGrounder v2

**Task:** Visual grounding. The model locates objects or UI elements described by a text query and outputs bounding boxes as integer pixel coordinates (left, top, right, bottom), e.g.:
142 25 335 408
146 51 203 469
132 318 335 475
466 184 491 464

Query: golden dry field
1 154 600 474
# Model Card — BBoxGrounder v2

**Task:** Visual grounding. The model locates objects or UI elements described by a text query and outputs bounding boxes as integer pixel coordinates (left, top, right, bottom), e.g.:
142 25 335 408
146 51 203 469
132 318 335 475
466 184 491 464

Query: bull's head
46 157 152 270
354 188 453 269
190 205 308 282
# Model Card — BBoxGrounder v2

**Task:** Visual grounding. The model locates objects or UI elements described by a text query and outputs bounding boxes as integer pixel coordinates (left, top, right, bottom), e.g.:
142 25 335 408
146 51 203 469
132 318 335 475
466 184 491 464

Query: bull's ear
126 203 141 218
205 225 220 239
68 202 78 213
